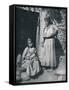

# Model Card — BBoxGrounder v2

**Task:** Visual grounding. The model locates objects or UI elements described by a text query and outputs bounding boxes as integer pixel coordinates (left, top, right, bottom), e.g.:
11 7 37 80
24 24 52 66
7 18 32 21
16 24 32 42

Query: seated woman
21 37 41 78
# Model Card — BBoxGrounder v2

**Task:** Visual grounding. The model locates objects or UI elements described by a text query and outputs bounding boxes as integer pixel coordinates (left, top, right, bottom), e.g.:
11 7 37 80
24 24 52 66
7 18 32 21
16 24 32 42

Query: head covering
44 15 52 25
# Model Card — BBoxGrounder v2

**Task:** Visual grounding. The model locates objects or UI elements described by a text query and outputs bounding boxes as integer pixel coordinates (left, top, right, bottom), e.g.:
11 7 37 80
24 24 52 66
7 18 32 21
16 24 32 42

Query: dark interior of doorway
15 7 39 57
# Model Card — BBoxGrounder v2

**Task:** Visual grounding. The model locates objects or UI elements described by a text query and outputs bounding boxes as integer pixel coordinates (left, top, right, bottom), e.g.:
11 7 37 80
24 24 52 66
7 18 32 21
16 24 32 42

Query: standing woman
42 16 58 70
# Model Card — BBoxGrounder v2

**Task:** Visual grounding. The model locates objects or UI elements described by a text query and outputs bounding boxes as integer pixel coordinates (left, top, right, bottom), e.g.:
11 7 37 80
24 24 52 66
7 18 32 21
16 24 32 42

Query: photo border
9 4 67 85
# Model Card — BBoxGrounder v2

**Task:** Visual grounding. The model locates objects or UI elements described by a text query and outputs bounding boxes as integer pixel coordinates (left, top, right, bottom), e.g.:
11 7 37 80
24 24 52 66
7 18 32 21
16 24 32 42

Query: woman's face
27 39 33 47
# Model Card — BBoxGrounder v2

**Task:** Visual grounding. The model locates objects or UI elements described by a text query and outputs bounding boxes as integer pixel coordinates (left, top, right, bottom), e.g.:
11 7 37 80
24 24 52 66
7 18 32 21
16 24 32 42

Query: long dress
21 47 41 76
42 25 58 68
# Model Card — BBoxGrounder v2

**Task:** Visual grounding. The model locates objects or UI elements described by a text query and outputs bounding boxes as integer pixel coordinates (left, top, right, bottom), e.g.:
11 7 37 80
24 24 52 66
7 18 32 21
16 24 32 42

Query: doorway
15 7 39 57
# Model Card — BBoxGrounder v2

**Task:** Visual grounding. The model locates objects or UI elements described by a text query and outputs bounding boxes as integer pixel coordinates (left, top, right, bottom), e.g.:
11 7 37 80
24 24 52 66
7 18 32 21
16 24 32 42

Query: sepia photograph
15 5 67 84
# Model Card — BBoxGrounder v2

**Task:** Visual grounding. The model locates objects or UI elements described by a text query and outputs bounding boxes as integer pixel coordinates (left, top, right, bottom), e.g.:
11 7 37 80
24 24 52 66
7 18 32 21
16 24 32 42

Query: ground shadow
55 38 64 68
30 67 44 79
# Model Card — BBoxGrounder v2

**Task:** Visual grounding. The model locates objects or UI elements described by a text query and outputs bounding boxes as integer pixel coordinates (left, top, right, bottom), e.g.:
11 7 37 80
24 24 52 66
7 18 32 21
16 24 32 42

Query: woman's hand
22 60 25 64
26 56 30 60
30 54 35 60
41 42 44 47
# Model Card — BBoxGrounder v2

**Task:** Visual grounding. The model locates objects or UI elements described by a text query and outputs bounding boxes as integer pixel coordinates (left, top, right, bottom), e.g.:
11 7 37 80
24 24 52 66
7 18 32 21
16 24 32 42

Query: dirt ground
20 57 66 84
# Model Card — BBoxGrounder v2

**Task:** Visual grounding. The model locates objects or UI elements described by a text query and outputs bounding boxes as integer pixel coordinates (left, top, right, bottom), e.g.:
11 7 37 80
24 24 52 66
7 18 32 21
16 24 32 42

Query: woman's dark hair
27 37 32 42
27 37 34 47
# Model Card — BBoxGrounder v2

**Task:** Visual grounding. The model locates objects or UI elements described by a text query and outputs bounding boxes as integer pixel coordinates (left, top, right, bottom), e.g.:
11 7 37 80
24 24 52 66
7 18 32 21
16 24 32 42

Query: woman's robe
42 25 58 68
21 47 41 76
